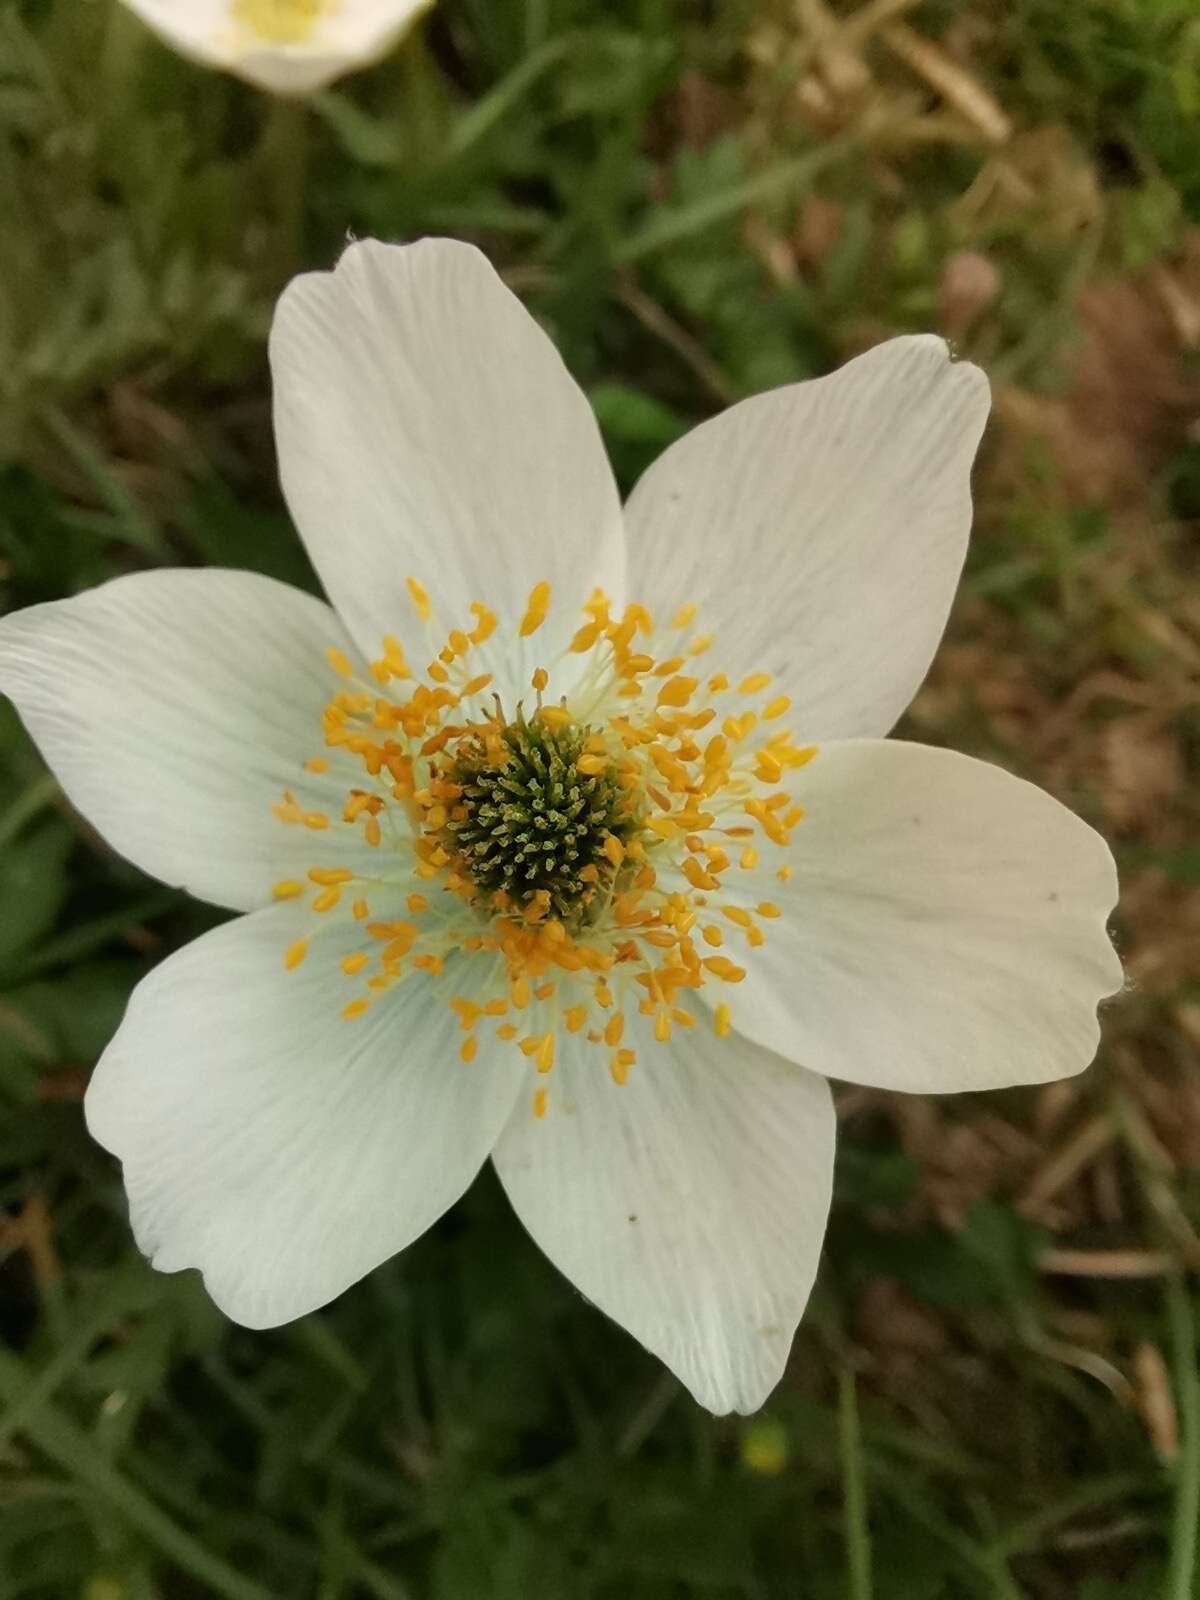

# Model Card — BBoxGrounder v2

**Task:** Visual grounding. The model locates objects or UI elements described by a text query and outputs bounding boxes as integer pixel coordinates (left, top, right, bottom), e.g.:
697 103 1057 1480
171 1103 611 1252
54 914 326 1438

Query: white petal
86 906 523 1326
0 569 382 913
624 337 990 739
120 0 429 95
491 1008 835 1415
721 740 1123 1094
270 239 625 699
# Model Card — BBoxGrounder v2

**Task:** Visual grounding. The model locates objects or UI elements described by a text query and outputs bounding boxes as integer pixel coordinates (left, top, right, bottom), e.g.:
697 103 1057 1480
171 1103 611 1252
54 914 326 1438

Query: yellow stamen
273 879 304 900
406 576 431 622
284 938 308 972
609 1049 635 1085
308 867 352 885
519 581 551 637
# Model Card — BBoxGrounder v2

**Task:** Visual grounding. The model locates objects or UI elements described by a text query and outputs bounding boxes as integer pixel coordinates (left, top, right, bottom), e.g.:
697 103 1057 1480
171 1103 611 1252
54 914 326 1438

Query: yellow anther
603 834 625 869
757 902 781 918
682 857 718 892
497 1024 518 1041
533 1087 549 1119
531 667 549 692
309 867 352 885
462 673 492 697
656 676 698 709
564 1005 589 1033
427 661 450 684
406 576 431 622
379 636 409 677
703 956 746 982
603 1013 625 1047
273 879 304 900
713 1003 731 1038
653 1010 671 1043
539 706 571 728
686 634 714 657
777 866 792 883
671 603 697 629
723 906 753 929
406 893 429 914
343 999 369 1021
762 696 790 720
352 898 369 919
312 887 341 913
284 938 308 972
467 602 496 643
577 753 607 776
609 1052 633 1086
738 673 772 694
708 673 729 692
304 757 329 773
536 1034 555 1074
460 1037 477 1063
341 952 368 975
570 621 602 653
739 847 759 870
702 924 724 947
364 816 382 847
303 812 329 830
519 581 551 637
325 647 353 679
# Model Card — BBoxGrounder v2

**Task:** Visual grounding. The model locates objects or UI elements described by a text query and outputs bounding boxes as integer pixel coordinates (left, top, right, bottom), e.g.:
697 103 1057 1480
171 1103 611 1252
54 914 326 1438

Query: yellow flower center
272 582 815 1120
231 0 331 45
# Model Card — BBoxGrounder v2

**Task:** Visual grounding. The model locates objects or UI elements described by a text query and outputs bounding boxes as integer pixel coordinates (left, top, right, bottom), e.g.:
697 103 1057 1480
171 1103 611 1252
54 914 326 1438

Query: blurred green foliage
2 1 1199 1596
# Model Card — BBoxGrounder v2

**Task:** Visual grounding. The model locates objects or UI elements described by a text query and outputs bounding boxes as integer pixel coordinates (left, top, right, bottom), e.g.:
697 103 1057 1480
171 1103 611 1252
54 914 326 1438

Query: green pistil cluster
443 711 639 925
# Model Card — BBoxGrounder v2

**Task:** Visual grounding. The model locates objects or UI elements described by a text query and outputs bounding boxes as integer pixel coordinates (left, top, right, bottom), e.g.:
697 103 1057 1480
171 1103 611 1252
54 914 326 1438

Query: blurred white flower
0 240 1123 1414
120 0 430 95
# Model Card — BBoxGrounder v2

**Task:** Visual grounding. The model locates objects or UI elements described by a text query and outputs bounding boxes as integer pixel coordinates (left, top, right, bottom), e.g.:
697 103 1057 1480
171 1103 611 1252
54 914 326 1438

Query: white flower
0 239 1123 1415
119 0 430 95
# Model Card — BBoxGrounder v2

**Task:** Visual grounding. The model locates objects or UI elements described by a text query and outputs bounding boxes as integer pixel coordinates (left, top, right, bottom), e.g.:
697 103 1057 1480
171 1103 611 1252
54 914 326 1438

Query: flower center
271 581 815 1119
231 0 331 45
440 709 641 929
